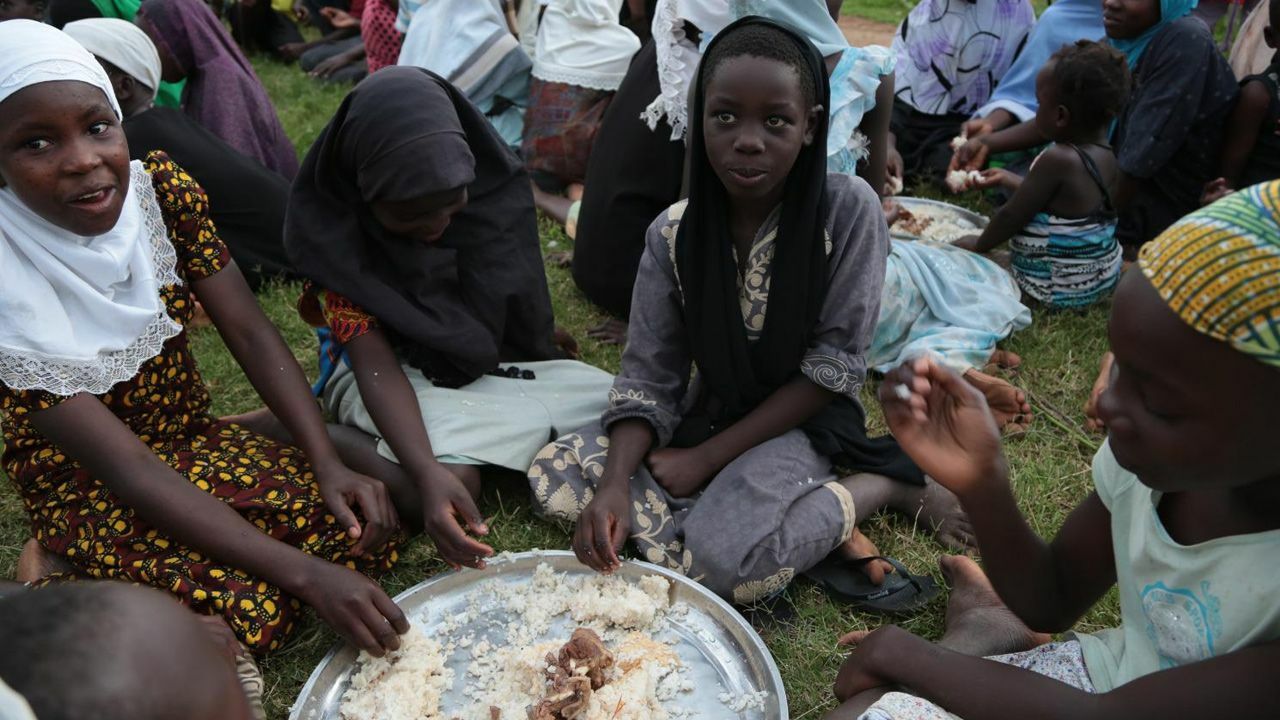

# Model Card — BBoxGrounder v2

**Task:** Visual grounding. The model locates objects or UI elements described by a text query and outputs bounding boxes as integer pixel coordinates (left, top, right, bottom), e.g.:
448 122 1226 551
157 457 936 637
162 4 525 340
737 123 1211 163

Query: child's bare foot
891 477 975 551
15 539 74 583
586 318 629 345
1084 352 1115 432
835 528 894 585
566 183 585 202
546 250 574 268
963 369 1032 432
840 473 975 552
937 555 1050 657
983 349 1022 375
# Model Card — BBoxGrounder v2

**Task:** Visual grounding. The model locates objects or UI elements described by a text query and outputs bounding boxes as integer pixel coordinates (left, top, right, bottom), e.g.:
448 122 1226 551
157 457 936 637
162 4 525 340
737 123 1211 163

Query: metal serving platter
290 550 787 720
890 197 989 242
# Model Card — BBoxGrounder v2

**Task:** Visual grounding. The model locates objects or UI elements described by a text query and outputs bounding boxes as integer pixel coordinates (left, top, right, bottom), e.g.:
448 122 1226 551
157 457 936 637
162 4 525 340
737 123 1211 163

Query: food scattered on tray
337 562 767 720
890 202 984 245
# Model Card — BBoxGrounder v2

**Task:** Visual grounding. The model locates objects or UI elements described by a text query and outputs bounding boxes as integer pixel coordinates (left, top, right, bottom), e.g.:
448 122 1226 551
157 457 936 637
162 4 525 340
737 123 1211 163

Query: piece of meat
529 629 616 719
558 629 614 690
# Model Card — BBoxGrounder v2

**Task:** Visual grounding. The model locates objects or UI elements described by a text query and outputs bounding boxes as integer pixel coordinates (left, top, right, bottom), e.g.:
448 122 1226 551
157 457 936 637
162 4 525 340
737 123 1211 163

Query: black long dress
570 38 686 318
125 106 296 289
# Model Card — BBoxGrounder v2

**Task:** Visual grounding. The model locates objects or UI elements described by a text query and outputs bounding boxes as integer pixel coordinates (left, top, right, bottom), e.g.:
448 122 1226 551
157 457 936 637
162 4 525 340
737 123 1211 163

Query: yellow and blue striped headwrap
1139 181 1280 368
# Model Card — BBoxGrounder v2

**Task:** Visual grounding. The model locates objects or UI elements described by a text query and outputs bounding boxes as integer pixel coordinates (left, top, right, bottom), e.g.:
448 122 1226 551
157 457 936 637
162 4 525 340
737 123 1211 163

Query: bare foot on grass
546 250 574 268
586 318 628 345
937 555 1050 657
963 368 1032 433
892 477 975 552
983 349 1023 375
835 528 894 585
1084 352 1115 432
16 539 75 583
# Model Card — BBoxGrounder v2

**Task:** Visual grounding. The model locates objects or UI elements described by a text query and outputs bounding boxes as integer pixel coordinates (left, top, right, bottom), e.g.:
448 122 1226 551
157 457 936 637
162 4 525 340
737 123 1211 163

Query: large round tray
289 550 788 719
891 197 989 242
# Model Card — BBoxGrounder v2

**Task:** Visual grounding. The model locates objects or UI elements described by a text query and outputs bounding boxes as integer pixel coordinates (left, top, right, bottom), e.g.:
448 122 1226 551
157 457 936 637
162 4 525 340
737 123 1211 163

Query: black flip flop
804 555 939 616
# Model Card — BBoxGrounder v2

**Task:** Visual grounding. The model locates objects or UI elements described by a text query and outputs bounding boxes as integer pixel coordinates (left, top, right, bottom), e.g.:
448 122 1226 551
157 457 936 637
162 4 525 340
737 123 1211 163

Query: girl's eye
23 138 51 151
88 121 112 135
714 112 735 124
766 116 788 128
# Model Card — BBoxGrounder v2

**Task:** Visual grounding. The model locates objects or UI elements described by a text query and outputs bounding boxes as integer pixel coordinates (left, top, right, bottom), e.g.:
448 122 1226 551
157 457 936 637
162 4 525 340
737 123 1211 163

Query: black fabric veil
674 17 921 484
285 67 558 387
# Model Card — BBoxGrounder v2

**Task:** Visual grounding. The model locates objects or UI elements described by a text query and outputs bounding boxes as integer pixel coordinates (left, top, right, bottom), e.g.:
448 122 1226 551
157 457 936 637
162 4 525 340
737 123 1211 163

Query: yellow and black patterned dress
0 152 398 654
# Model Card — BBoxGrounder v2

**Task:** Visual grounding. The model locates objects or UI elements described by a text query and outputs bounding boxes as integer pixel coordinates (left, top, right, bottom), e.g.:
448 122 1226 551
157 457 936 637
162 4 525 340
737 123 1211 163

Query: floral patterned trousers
528 424 857 604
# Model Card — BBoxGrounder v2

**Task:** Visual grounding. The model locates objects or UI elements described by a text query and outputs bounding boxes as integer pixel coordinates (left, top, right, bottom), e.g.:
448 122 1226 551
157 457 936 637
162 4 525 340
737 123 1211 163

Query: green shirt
1074 441 1280 691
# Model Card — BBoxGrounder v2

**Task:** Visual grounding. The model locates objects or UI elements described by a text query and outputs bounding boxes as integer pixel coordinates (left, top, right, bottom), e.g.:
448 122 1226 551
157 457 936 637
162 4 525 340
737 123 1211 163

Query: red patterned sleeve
297 282 380 344
144 150 232 281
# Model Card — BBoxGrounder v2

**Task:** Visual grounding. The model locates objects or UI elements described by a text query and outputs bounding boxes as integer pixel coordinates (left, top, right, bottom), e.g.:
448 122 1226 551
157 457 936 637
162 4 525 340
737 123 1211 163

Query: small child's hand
878 357 1007 500
951 234 981 252
949 137 990 174
972 168 1017 191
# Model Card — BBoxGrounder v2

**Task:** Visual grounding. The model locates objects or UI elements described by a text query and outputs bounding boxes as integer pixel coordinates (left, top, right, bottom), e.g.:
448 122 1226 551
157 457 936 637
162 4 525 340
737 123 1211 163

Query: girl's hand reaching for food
971 168 1019 192
298 558 410 657
573 482 630 573
878 357 1006 499
313 462 399 558
418 464 492 569
949 137 990 174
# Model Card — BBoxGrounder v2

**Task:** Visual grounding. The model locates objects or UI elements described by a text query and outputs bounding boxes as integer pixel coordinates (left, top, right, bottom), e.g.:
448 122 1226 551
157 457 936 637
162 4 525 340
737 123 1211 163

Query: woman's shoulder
142 150 205 202
1150 17 1218 57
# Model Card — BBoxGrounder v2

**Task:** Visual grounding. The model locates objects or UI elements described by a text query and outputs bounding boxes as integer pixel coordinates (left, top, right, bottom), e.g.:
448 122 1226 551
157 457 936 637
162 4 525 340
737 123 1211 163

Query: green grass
0 30 1117 720
840 0 1052 27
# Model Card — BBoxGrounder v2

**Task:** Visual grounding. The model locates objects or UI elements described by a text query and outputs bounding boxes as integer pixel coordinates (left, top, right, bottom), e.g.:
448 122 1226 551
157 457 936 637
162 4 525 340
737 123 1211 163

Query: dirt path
838 15 897 46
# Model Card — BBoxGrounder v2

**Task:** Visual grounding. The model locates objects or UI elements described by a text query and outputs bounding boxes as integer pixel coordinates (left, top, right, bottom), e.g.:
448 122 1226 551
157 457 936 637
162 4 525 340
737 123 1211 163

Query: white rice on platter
338 563 761 719
893 203 983 245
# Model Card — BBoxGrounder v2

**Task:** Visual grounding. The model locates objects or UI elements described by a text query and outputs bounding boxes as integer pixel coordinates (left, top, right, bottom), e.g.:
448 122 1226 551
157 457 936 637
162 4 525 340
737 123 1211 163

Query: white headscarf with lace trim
0 20 180 397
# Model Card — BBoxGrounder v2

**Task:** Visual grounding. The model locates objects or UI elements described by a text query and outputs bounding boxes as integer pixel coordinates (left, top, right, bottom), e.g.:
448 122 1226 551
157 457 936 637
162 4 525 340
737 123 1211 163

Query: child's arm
857 73 894 198
880 358 1116 631
956 148 1066 255
839 626 1280 720
574 418 654 573
28 395 409 656
341 326 493 569
951 119 1046 172
195 263 398 556
1217 80 1271 189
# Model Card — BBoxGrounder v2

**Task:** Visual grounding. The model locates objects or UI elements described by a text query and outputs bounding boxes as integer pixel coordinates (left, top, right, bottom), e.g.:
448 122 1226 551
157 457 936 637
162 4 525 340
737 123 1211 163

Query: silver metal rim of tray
289 549 789 720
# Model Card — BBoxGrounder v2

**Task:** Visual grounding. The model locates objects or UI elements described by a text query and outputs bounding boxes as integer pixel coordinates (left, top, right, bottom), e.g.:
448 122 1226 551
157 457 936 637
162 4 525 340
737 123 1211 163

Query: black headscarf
285 67 559 387
675 17 922 484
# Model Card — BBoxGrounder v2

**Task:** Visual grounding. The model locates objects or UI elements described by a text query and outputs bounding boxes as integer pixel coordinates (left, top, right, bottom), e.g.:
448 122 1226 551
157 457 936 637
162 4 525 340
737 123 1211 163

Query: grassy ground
0 23 1118 720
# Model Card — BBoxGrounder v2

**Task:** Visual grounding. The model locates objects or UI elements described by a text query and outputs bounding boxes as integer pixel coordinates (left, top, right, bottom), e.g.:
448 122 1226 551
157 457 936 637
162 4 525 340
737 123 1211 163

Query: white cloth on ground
323 358 615 470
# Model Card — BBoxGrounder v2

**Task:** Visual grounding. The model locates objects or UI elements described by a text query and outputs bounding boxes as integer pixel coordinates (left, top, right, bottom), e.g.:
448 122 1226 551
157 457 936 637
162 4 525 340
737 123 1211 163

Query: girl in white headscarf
0 19 409 663
523 0 641 197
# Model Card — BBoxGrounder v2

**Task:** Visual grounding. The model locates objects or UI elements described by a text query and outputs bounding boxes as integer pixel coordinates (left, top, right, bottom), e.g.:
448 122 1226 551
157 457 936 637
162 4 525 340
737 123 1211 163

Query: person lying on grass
825 183 1280 719
0 21 407 661
528 18 973 611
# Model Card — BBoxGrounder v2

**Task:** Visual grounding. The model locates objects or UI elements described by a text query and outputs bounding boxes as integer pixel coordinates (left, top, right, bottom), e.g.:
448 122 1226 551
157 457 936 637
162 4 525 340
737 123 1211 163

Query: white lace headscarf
0 20 181 397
